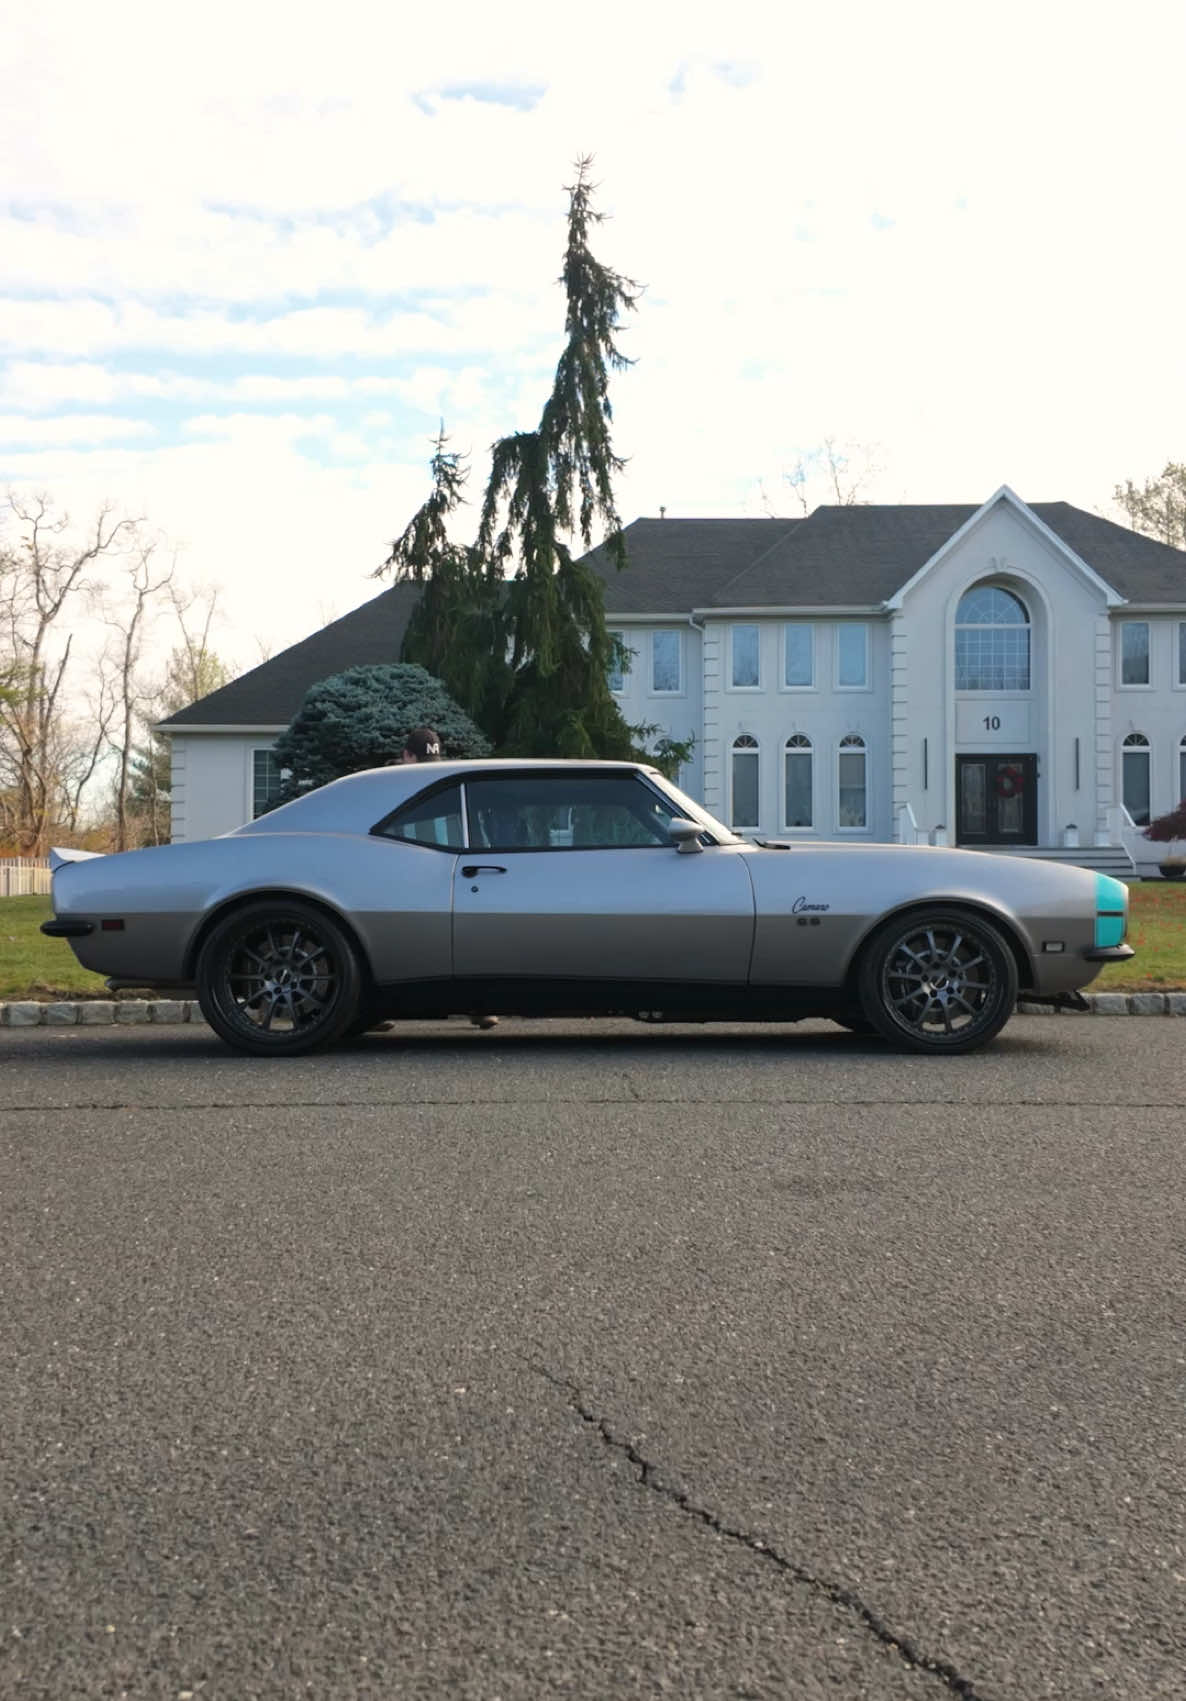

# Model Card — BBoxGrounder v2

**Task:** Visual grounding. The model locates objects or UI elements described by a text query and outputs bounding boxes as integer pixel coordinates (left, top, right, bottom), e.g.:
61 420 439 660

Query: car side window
377 781 464 849
464 775 679 850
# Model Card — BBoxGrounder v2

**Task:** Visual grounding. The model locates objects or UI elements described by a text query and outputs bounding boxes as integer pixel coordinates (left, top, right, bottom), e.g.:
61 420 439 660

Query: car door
453 770 755 986
366 776 464 982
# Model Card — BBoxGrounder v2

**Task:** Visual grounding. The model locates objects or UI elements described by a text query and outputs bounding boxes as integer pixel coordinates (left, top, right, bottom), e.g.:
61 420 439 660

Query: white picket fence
0 857 52 897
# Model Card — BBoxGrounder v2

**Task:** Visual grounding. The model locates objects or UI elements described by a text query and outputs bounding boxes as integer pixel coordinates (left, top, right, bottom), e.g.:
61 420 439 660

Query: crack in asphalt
1 1095 1181 1115
534 1364 991 1701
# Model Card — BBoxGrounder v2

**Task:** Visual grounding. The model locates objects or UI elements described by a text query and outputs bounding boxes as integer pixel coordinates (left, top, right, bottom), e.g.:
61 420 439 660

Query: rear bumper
40 918 94 939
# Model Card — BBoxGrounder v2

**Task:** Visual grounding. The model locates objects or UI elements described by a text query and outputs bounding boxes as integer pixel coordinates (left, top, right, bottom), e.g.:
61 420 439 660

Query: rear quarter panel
745 843 1101 991
50 833 455 984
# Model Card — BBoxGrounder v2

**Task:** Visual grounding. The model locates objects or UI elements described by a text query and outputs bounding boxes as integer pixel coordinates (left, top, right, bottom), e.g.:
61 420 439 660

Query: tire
857 907 1018 1055
196 899 363 1056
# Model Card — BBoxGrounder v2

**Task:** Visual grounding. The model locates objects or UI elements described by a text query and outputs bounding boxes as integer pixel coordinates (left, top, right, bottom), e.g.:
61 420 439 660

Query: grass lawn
4 885 1186 1002
1093 879 1186 991
1 896 112 1000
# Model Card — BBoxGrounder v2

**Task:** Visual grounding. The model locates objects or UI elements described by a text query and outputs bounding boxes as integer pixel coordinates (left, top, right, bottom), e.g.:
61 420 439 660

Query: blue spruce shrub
269 664 492 801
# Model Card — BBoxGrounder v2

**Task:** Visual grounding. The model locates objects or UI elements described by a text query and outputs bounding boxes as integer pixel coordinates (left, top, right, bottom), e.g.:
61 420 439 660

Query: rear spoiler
49 846 106 873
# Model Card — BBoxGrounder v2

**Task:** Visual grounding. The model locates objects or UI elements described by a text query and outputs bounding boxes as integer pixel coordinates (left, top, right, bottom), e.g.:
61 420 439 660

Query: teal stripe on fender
1095 872 1128 949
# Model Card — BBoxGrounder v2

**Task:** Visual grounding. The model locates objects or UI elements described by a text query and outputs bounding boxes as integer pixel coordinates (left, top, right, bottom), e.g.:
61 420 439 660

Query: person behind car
400 725 442 763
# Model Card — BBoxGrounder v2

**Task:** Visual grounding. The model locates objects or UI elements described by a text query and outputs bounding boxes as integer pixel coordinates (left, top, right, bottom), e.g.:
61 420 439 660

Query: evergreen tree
268 663 491 804
388 160 641 758
382 429 508 734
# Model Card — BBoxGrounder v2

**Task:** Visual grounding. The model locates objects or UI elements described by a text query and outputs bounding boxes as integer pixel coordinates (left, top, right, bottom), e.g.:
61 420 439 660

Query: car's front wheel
857 907 1018 1054
196 899 363 1056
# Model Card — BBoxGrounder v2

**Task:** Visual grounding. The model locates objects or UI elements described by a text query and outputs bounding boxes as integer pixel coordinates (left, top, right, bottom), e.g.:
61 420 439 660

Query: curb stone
1 995 1184 1028
2 999 203 1027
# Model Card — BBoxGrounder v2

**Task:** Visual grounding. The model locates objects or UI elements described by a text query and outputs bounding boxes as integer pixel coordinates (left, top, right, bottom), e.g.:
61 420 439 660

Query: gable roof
162 501 1186 730
158 581 421 729
1023 503 1186 602
597 503 1186 612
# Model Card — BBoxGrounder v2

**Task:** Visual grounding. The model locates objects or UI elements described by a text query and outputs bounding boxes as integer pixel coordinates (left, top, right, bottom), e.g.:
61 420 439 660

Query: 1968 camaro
43 760 1133 1056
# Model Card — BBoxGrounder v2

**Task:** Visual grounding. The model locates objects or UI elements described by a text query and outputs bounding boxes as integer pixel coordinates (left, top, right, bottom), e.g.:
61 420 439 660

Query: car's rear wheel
196 899 363 1056
857 907 1018 1054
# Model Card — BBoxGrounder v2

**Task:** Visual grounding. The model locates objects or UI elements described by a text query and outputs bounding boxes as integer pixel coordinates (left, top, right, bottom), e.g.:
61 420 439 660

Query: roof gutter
691 605 888 618
153 723 288 736
1106 604 1186 615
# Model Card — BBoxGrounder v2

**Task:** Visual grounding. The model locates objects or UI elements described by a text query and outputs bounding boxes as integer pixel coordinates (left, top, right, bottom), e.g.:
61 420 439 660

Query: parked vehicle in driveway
42 761 1133 1056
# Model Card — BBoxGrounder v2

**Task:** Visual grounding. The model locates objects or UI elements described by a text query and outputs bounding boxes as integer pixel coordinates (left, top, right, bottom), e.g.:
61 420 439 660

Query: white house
157 486 1186 876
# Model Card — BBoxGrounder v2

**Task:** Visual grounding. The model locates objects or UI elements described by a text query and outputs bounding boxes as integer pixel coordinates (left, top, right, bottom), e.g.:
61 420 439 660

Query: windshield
641 771 741 844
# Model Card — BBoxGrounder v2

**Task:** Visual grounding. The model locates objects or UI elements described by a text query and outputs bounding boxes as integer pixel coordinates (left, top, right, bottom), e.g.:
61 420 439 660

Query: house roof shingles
159 581 421 729
163 503 1186 729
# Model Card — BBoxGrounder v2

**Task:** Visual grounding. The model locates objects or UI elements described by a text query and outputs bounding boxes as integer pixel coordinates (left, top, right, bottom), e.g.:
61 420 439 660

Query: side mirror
668 817 704 854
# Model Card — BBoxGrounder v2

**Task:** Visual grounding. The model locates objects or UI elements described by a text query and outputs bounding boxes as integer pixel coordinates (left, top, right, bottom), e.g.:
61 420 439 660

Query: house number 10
983 715 1001 731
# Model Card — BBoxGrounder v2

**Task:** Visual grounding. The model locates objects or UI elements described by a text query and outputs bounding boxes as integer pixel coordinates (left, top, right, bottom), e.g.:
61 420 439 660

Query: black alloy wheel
857 906 1018 1054
196 899 363 1056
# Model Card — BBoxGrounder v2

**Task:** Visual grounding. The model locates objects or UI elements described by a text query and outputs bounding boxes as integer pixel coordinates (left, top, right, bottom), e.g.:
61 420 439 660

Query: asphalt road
2 1016 1184 1700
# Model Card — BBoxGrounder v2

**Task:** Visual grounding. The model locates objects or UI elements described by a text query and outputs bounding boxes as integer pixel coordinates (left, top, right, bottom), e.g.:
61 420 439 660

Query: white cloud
0 413 154 445
2 0 1184 685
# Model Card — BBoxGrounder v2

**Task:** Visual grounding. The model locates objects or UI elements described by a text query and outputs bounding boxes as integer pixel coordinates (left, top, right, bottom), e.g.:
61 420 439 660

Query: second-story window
731 624 760 688
651 630 681 693
1120 622 1150 686
955 586 1030 691
783 623 814 688
836 623 869 689
608 630 629 693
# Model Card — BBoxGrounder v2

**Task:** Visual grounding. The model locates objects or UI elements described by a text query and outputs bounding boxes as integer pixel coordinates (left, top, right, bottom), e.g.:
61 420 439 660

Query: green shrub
269 664 491 803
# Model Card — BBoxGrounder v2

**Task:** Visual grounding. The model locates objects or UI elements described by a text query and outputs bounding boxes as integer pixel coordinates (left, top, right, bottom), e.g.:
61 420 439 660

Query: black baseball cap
403 726 443 761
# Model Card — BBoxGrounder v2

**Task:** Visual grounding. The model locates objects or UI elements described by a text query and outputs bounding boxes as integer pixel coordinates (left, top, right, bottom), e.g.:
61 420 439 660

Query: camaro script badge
792 896 830 913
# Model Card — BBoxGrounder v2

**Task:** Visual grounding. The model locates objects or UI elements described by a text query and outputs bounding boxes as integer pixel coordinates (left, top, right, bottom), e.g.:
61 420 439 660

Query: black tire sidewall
858 907 1018 1054
197 899 363 1056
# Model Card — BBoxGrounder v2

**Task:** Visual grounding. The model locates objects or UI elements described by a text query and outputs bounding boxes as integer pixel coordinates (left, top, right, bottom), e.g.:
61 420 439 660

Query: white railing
0 857 53 897
895 803 924 845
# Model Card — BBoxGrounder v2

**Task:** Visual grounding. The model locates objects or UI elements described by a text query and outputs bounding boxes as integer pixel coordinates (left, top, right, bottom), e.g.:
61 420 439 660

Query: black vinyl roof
161 502 1186 729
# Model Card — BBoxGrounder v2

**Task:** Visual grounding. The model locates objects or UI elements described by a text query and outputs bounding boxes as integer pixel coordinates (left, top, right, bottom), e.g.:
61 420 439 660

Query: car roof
230 759 661 838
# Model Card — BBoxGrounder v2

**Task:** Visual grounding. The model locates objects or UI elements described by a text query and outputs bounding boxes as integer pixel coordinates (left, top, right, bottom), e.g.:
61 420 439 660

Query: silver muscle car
43 760 1133 1056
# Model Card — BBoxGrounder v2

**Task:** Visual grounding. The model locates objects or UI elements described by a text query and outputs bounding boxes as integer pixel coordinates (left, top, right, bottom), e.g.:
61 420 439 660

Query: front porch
894 803 1142 878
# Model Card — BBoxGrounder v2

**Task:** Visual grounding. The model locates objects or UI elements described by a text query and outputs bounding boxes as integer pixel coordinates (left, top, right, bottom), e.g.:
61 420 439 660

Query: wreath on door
995 763 1024 798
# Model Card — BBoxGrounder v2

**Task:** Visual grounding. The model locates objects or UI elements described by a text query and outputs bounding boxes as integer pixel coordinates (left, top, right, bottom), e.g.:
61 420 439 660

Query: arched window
1122 733 1151 825
784 735 813 829
837 734 867 829
731 734 760 829
955 585 1031 691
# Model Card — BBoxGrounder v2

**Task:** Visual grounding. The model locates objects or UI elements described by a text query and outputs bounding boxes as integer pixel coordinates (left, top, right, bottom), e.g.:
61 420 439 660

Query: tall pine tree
389 160 640 757
381 428 508 736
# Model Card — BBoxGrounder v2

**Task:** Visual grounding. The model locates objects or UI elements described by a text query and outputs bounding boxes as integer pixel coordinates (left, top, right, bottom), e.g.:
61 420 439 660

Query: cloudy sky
3 0 1184 668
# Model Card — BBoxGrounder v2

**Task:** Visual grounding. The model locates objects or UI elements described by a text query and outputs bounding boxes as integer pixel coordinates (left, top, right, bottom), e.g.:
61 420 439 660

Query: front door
956 754 1038 846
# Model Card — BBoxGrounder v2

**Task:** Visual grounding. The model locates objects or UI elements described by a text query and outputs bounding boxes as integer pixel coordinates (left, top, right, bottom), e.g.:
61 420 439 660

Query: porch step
986 843 1136 877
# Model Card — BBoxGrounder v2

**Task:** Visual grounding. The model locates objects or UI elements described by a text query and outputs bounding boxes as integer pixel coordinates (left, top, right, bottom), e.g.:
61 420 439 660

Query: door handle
461 864 507 877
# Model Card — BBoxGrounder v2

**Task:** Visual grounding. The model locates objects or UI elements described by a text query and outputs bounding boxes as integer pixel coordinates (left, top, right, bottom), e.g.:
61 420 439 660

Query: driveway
2 1017 1184 1698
